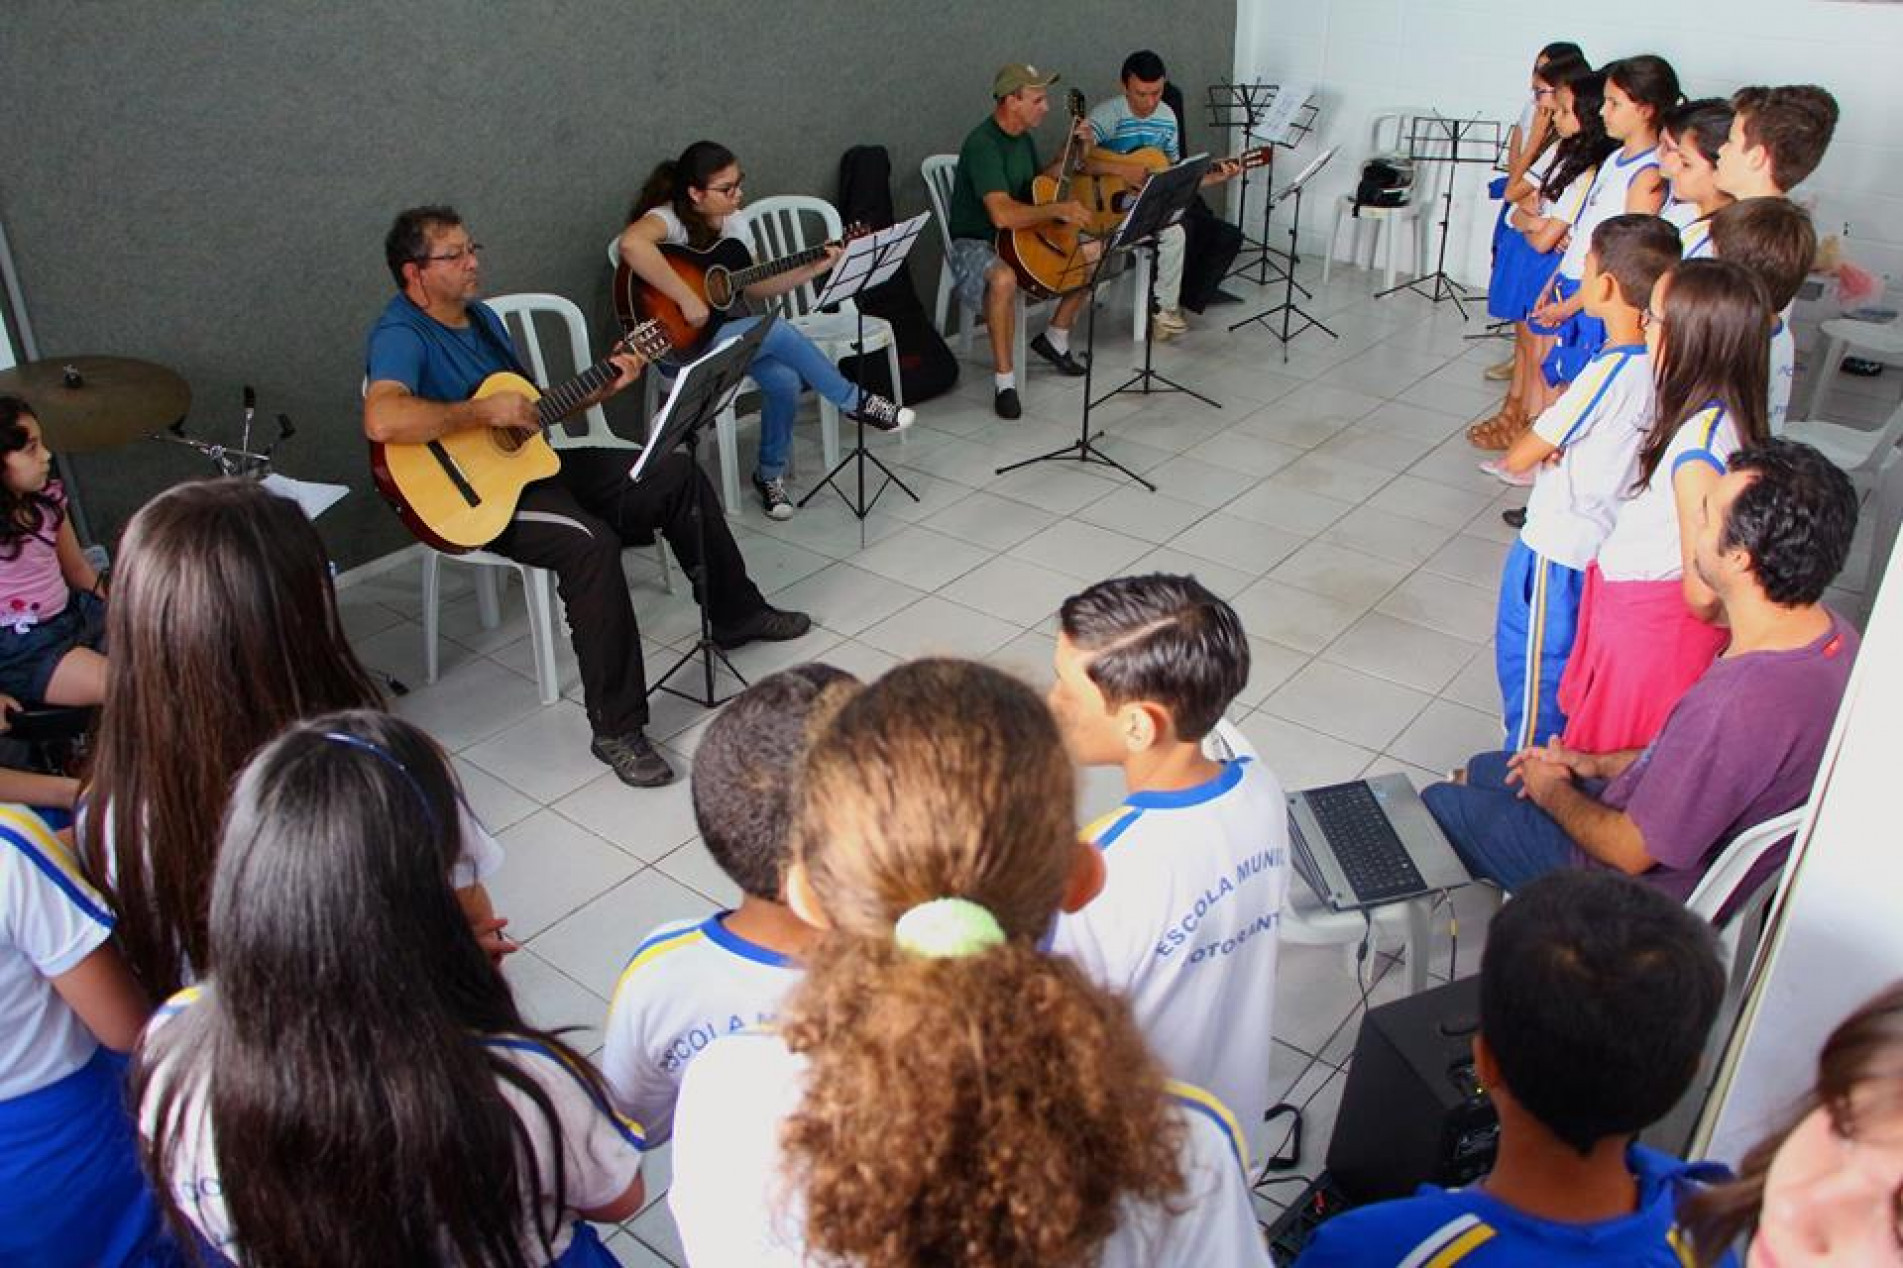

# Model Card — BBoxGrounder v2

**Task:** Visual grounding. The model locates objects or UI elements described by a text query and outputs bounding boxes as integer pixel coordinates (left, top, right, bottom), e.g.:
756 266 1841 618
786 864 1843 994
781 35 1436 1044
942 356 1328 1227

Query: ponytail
627 140 737 248
628 160 678 224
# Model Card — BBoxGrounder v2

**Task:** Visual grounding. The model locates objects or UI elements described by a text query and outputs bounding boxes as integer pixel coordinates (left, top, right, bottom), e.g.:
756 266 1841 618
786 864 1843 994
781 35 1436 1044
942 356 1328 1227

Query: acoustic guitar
613 224 870 359
997 88 1098 301
1072 144 1275 236
370 318 672 553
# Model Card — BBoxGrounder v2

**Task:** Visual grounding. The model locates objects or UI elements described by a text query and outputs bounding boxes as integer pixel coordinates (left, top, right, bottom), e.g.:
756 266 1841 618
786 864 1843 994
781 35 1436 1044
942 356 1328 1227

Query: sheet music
810 212 930 309
630 332 745 482
1260 82 1315 145
261 473 348 521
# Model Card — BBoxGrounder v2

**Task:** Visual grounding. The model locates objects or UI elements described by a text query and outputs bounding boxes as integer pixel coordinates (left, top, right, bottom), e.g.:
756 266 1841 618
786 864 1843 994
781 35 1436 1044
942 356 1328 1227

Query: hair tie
894 898 1006 959
320 732 439 833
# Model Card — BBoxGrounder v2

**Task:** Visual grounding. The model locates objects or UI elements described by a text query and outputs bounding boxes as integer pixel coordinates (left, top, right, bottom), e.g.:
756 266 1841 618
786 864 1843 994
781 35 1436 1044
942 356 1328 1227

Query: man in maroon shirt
1424 439 1861 900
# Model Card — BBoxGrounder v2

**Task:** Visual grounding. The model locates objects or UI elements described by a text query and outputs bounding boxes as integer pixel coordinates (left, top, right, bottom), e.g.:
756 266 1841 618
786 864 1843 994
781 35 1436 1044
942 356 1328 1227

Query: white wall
1234 0 1903 295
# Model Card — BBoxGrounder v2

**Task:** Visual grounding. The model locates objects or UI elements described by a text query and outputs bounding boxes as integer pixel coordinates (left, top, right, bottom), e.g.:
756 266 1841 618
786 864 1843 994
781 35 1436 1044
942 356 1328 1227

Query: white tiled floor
337 260 1889 1263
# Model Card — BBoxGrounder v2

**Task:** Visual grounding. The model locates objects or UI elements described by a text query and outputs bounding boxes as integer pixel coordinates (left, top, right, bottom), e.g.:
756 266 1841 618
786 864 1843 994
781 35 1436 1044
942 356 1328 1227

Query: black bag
1353 158 1414 214
834 144 960 403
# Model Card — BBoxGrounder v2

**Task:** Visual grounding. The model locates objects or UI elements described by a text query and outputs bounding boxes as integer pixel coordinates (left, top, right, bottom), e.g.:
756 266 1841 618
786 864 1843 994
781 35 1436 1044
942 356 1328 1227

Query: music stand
634 317 772 708
1096 155 1221 411
1375 113 1505 319
1230 146 1340 361
796 213 928 524
1207 82 1320 290
995 156 1212 493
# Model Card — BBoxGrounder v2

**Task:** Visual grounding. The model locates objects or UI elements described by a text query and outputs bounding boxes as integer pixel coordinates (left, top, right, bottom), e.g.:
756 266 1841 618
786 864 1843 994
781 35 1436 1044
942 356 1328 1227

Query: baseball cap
992 63 1061 99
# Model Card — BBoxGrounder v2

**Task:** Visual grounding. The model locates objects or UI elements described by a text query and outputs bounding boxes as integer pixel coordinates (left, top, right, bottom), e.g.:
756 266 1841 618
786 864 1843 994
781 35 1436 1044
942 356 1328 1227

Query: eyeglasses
1643 306 1667 329
418 243 484 266
705 176 745 196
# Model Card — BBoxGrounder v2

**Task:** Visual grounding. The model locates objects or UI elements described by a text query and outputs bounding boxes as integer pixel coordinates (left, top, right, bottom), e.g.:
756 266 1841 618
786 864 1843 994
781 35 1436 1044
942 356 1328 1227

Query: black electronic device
1326 975 1500 1203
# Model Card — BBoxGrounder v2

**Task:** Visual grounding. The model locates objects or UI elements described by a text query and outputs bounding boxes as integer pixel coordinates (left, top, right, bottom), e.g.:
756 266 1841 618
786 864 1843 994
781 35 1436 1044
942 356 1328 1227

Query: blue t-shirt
364 293 523 404
1293 1145 1734 1267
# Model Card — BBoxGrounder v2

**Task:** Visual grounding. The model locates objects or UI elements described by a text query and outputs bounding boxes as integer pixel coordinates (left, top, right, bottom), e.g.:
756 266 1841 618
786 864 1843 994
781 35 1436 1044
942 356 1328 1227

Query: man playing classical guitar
362 205 810 789
1085 50 1243 340
947 63 1097 420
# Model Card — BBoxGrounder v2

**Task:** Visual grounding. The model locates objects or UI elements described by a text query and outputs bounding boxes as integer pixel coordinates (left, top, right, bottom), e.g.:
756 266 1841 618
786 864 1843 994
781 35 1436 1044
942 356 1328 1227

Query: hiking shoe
590 731 676 788
1154 309 1189 336
1030 332 1089 376
851 393 916 433
711 605 812 650
752 472 795 521
994 387 1022 420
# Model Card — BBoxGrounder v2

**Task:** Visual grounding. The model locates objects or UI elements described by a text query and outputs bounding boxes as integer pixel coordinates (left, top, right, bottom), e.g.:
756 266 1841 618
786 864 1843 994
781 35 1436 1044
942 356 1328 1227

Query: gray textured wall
1 2 1235 568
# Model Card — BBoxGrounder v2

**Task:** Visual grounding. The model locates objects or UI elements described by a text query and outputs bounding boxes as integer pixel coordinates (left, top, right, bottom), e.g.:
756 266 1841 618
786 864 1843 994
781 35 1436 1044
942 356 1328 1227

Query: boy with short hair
1490 214 1681 751
1293 870 1736 1266
1710 196 1818 433
1715 85 1839 200
1046 573 1288 1162
601 663 858 1145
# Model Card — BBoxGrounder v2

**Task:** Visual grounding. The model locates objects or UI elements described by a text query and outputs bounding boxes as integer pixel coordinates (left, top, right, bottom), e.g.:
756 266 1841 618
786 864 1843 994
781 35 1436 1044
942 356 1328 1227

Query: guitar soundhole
705 268 732 308
494 428 526 453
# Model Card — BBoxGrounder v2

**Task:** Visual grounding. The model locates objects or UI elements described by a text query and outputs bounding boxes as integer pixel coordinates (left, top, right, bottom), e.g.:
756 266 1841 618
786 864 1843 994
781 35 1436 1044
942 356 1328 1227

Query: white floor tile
1273 451 1396 504
531 867 717 1001
1319 507 1456 568
847 524 990 591
453 757 543 836
1386 697 1502 774
487 810 645 942
552 760 701 863
1377 572 1499 643
393 655 552 753
1229 577 1369 654
503 949 609 1054
919 489 1059 551
463 701 610 804
858 594 1021 661
987 461 1132 517
654 838 747 908
1139 454 1262 509
1166 512 1308 578
1236 710 1377 792
1222 479 1357 537
1269 540 1412 609
1007 518 1154 582
1072 486 1212 545
1321 610 1480 695
764 562 924 638
1361 473 1496 530
939 555 1082 629
1183 428 1306 479
1264 660 1432 752
1421 532 1510 589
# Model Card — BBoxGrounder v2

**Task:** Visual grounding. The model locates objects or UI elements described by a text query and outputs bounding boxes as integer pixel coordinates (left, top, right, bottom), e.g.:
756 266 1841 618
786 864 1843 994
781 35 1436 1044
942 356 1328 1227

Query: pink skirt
1558 565 1730 753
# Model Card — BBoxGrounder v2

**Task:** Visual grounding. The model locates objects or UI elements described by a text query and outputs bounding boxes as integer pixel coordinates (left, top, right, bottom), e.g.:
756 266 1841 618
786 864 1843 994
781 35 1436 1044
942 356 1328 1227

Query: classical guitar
613 224 870 359
997 88 1097 301
370 318 672 553
1073 145 1274 235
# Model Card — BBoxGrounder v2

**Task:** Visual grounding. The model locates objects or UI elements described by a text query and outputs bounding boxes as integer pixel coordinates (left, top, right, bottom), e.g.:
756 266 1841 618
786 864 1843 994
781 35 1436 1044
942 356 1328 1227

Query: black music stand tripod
796 213 928 524
995 156 1212 494
1097 155 1220 411
1375 114 1505 320
635 318 772 708
1230 146 1341 362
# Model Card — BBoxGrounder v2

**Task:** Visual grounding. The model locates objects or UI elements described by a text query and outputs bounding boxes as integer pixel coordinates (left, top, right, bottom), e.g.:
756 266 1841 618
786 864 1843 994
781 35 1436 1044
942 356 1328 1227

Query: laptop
1287 774 1471 910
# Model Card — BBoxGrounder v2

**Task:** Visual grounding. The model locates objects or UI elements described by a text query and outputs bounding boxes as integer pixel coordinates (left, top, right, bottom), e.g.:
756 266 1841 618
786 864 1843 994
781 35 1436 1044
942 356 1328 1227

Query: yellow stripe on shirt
611 926 708 1003
0 805 101 901
1423 1223 1498 1267
1166 1079 1250 1175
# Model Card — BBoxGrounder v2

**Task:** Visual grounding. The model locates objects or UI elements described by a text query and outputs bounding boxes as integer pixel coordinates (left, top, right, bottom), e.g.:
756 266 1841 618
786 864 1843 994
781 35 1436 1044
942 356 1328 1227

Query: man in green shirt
947 63 1095 419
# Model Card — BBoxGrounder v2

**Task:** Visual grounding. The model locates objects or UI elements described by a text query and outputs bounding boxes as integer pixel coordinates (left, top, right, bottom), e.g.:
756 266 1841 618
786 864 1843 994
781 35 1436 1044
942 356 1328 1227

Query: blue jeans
1421 751 1588 891
719 316 862 481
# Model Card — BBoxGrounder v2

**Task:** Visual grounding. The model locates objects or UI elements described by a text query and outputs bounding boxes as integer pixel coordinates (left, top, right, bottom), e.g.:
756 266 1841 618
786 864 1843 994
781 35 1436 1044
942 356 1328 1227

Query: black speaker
1325 975 1499 1203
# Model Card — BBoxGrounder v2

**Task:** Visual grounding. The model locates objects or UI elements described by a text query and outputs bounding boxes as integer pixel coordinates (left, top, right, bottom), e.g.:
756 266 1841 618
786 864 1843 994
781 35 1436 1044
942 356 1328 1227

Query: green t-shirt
948 117 1040 241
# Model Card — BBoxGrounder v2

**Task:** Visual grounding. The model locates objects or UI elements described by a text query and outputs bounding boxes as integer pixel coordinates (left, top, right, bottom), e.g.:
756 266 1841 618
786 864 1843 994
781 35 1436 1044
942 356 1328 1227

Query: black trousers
1179 196 1244 313
488 448 764 736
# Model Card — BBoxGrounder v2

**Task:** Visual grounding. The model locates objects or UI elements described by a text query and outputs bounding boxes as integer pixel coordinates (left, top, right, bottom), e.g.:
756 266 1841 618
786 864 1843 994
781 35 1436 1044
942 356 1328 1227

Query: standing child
1559 259 1772 752
1045 573 1288 1163
136 711 645 1267
668 659 1271 1267
0 804 173 1267
601 663 856 1146
0 397 106 708
1532 56 1678 388
1490 215 1681 750
1710 197 1818 434
1714 85 1840 203
1657 99 1736 259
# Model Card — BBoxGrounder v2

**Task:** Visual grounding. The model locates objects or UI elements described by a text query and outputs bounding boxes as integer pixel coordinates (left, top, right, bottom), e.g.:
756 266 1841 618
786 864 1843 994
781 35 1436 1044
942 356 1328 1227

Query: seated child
1490 215 1681 750
0 397 106 708
1294 870 1736 1267
1046 573 1288 1162
1709 197 1817 433
1559 258 1772 752
668 659 1271 1266
601 663 856 1145
1657 99 1736 258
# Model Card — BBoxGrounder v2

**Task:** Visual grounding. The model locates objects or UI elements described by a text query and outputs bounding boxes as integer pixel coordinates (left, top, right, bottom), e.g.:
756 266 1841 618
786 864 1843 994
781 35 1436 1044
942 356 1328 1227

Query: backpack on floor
834 144 960 404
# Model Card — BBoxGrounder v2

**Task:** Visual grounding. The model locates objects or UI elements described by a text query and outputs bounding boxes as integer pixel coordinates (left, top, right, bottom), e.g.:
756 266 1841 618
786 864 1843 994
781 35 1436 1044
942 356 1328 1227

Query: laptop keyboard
1304 781 1427 904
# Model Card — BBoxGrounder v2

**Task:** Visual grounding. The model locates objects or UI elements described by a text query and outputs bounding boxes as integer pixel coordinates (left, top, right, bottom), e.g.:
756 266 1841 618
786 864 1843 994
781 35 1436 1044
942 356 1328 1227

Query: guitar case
834 144 960 403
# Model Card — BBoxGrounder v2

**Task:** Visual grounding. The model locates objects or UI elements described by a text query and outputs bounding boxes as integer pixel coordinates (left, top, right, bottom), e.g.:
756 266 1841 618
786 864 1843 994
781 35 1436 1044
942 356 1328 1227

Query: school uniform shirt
601 913 801 1147
1770 314 1795 433
1050 757 1289 1163
669 1028 1273 1268
1293 1143 1735 1267
1557 145 1660 280
139 991 644 1266
1537 159 1593 235
1521 344 1656 570
1596 403 1740 582
0 805 113 1099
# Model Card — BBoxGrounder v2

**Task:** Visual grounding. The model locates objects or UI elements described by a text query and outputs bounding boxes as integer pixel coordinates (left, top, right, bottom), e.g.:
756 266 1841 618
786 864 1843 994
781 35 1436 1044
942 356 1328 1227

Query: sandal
1467 402 1528 451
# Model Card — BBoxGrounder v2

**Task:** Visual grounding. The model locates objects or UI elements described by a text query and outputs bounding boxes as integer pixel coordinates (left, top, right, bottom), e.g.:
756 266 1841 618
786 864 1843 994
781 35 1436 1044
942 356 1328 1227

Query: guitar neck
534 353 624 428
730 241 833 291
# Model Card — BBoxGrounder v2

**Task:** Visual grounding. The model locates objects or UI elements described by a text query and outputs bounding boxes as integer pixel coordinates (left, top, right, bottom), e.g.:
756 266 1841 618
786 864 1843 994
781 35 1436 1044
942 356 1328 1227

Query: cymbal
0 355 191 453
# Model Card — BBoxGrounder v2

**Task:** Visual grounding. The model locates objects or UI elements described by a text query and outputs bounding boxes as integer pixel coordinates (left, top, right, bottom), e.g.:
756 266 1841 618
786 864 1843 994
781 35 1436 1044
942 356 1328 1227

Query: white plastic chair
1685 806 1809 981
1207 719 1437 995
1782 398 1903 496
1798 316 1903 422
1322 108 1434 291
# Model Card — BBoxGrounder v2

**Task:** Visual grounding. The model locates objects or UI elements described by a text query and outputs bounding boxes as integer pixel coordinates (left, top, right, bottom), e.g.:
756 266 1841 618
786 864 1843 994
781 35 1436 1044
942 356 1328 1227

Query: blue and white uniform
1769 314 1795 433
1499 344 1655 749
1544 145 1662 384
601 912 801 1147
139 991 643 1267
0 805 175 1267
670 1027 1272 1267
1051 756 1288 1163
1597 403 1740 584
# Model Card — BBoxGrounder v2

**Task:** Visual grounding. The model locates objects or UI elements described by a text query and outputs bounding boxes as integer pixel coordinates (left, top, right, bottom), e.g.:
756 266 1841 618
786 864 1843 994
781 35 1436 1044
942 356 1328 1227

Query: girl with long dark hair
1659 99 1736 259
136 710 645 1267
668 659 1270 1266
1558 258 1772 751
618 140 914 521
78 479 505 1000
